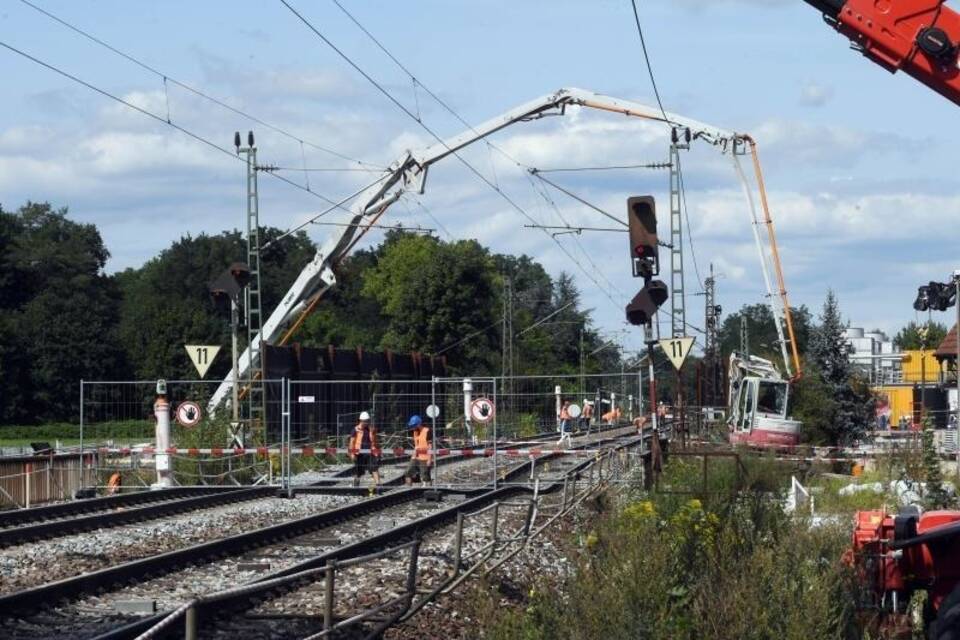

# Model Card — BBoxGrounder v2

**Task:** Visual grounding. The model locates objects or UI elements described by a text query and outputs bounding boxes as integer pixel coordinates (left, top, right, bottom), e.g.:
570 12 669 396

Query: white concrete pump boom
208 87 793 413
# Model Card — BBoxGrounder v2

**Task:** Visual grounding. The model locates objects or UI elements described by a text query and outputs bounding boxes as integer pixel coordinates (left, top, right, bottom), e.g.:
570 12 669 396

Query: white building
844 327 899 384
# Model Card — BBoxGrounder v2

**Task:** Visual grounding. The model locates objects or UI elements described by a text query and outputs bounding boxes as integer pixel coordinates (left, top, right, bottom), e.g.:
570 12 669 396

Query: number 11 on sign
185 344 222 378
658 337 694 371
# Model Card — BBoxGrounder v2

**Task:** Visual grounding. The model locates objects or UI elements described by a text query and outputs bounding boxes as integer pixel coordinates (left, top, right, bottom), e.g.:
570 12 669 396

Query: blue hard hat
408 415 422 427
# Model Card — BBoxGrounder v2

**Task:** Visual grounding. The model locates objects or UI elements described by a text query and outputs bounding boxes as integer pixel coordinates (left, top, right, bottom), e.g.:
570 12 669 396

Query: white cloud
2 59 955 352
799 82 834 107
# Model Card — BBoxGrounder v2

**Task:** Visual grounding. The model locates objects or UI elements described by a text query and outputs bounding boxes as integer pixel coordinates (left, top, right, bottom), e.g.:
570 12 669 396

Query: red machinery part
852 509 960 618
806 0 960 106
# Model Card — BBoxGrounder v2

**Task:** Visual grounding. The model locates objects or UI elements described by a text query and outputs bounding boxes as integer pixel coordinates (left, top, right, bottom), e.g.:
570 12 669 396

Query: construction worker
601 405 621 425
633 414 649 434
349 411 381 493
558 400 573 448
107 471 122 495
581 400 594 435
404 415 432 486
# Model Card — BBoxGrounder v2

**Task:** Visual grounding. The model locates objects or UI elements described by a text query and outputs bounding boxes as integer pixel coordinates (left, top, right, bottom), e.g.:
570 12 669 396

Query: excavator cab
728 354 801 447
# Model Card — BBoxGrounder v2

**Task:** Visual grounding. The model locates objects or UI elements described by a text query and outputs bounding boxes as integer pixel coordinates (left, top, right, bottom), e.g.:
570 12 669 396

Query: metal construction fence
77 379 290 492
64 372 649 492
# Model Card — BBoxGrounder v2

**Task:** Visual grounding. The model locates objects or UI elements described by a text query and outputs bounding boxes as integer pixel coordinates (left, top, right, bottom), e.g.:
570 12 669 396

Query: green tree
808 290 873 445
894 320 947 351
117 227 315 381
298 247 386 349
718 303 812 365
0 202 128 423
789 361 838 445
922 418 951 509
361 233 500 373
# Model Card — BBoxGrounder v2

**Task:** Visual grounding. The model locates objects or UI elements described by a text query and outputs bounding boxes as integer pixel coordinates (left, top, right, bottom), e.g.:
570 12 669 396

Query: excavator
727 353 802 447
802 2 960 636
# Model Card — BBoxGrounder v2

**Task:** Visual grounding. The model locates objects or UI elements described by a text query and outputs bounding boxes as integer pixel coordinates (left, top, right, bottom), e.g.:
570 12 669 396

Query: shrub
485 458 856 639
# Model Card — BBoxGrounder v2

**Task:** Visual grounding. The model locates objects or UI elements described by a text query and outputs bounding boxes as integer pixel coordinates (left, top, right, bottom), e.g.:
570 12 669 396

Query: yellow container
900 350 942 383
873 385 916 429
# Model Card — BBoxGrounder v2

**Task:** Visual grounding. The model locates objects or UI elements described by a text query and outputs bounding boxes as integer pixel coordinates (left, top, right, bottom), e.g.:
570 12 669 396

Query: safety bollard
452 512 465 574
324 560 337 631
185 606 198 640
405 539 421 603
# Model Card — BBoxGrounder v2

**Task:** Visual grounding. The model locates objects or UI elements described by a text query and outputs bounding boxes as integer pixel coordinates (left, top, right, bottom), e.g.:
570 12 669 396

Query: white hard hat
359 411 371 421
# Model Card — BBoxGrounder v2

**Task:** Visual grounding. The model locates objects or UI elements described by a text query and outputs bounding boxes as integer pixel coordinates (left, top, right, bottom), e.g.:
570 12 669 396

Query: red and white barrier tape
96 446 623 458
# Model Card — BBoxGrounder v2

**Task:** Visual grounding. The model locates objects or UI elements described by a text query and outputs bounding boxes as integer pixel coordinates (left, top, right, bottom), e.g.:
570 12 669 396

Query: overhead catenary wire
310 221 434 234
629 0 670 124
532 162 671 173
279 0 632 319
0 39 364 217
322 0 683 344
525 171 629 303
676 153 704 292
400 196 455 241
528 170 627 228
17 0 385 171
627 0 707 323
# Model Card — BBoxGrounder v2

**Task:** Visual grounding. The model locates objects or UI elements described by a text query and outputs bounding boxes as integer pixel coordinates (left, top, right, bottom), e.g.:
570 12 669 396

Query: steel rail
0 488 426 613
2 428 662 640
0 487 278 548
123 433 652 639
0 486 238 529
318 422 632 482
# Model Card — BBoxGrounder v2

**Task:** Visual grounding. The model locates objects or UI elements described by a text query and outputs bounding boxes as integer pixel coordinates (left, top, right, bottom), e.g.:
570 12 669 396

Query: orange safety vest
107 472 122 494
412 427 432 462
349 425 379 454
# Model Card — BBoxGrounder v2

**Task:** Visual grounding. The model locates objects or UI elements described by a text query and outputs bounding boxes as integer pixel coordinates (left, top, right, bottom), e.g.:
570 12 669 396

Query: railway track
0 486 239 530
0 427 655 639
0 486 277 548
135 434 648 640
0 429 612 545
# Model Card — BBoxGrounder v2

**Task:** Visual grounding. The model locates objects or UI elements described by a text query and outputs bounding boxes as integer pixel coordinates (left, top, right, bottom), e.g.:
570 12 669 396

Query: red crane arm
805 0 960 105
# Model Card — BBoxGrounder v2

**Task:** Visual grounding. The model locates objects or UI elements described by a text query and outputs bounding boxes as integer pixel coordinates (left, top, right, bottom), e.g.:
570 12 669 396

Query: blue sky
2 0 958 361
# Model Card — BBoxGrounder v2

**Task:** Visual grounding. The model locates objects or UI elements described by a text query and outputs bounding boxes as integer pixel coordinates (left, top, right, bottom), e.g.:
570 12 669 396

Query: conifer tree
808 290 872 444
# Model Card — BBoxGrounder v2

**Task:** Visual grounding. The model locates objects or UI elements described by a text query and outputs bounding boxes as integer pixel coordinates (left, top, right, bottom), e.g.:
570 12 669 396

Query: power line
329 0 527 170
280 0 632 320
323 0 644 320
260 165 385 173
431 320 502 357
402 195 455 241
532 162 671 173
529 170 627 228
310 221 434 233
629 0 670 123
17 0 384 170
261 173 393 250
676 153 704 292
525 171 629 304
523 224 627 235
0 39 366 216
627 1 706 324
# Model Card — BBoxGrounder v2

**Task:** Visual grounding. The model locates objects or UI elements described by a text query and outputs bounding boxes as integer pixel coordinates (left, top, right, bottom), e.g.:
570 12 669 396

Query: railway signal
625 281 669 326
209 262 251 316
625 195 669 326
627 195 659 278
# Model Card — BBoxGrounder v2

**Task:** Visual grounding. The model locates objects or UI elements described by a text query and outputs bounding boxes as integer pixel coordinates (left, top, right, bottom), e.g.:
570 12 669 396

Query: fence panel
79 379 287 489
